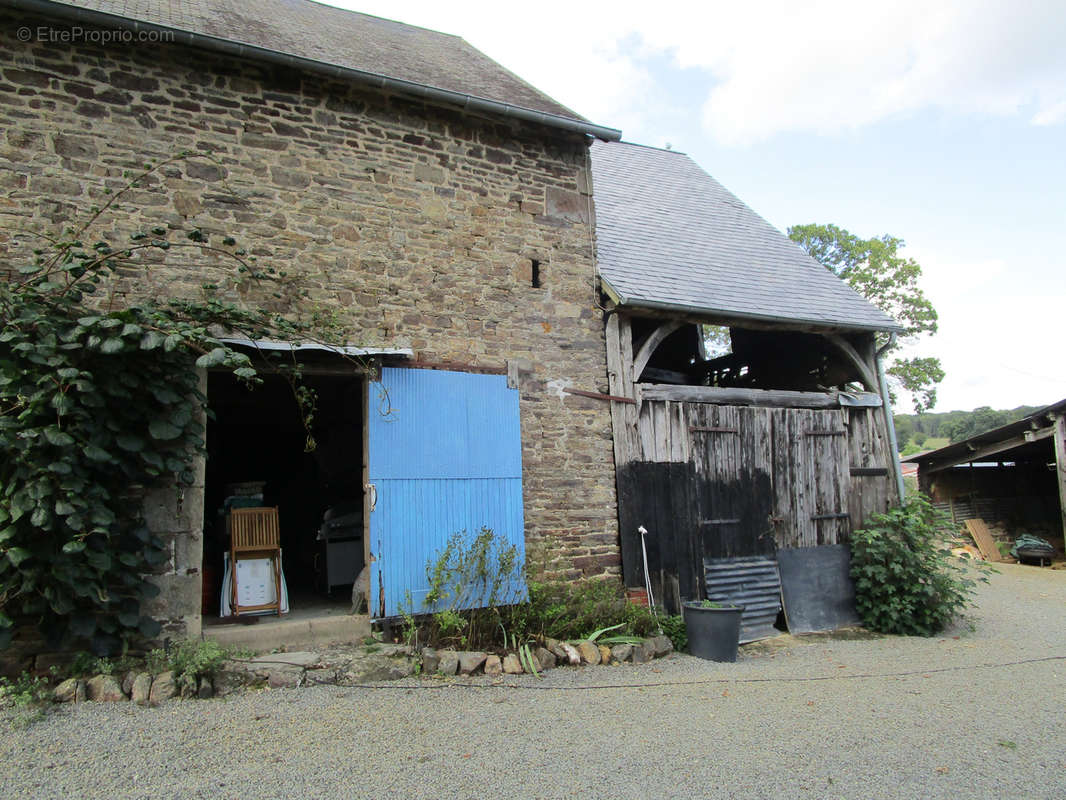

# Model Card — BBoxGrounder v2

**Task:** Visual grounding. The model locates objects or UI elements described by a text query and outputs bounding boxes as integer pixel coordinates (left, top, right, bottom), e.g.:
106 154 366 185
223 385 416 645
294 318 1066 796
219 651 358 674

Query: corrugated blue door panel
368 368 525 619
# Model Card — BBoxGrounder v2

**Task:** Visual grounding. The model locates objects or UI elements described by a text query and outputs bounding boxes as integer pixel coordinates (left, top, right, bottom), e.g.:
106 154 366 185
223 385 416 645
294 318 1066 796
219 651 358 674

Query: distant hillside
893 405 1043 455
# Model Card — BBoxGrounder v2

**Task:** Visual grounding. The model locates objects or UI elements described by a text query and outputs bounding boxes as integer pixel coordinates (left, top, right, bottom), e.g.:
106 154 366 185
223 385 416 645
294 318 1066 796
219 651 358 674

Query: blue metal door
367 368 525 619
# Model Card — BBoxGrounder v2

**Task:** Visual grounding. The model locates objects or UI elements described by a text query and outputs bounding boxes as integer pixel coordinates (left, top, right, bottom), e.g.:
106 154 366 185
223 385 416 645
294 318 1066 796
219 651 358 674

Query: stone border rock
421 634 674 677
53 668 211 706
47 635 676 704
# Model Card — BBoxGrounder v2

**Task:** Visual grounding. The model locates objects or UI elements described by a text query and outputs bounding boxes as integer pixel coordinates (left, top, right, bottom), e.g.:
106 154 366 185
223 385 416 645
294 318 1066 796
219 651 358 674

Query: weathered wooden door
367 368 525 619
689 404 775 560
768 408 851 548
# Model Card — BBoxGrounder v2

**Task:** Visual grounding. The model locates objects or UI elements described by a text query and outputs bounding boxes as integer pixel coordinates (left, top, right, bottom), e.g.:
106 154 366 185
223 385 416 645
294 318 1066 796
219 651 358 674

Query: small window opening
531 259 541 288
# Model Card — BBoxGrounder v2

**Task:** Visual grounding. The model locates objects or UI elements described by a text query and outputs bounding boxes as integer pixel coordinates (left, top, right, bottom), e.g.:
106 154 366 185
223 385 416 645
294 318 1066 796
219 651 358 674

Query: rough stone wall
0 11 621 640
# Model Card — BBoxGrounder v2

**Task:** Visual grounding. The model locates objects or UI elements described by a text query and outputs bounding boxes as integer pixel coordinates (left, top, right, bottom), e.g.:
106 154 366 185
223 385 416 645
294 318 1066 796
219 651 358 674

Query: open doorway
201 369 366 623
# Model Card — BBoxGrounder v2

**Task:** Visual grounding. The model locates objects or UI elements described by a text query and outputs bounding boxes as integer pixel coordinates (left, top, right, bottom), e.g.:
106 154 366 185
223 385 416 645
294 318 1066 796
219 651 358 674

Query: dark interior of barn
631 317 871 392
202 370 365 618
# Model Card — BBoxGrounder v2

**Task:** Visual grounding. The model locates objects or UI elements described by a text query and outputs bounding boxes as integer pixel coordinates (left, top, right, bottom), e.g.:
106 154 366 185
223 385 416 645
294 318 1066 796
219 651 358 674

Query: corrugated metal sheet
703 556 782 643
368 368 525 619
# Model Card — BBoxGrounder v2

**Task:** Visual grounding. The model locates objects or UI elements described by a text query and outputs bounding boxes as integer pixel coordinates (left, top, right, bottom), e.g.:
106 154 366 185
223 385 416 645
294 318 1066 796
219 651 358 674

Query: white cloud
330 1 1066 146
687 0 1066 145
894 243 1065 411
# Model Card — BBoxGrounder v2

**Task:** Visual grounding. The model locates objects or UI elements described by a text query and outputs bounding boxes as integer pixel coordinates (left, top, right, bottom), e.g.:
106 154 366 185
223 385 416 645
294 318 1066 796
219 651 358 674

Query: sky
329 0 1066 414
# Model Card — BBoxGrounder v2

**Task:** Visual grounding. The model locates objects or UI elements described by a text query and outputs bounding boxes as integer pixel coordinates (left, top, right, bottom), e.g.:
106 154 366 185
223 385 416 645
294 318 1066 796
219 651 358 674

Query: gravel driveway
3 563 1065 800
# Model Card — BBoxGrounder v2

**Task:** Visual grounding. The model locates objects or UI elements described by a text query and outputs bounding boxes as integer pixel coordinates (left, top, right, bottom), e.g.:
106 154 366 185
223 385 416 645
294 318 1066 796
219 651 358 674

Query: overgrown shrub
850 495 986 636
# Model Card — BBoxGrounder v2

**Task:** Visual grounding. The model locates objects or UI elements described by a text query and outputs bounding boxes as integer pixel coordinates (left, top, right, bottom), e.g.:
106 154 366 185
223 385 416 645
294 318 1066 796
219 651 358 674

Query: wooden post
605 312 639 466
1053 413 1066 541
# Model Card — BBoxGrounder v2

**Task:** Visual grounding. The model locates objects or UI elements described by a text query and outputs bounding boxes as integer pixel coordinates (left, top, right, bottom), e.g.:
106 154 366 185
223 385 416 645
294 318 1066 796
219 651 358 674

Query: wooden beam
605 313 641 466
632 320 684 382
824 334 878 391
1053 413 1066 541
640 384 880 409
926 426 1055 473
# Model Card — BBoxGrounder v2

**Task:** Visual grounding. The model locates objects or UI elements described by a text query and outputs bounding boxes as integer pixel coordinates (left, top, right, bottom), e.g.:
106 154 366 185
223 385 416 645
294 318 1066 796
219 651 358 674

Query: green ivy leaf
84 444 112 462
7 547 32 567
148 419 182 440
151 387 181 404
69 613 96 637
44 428 76 447
115 434 144 452
62 540 86 554
138 616 162 638
194 347 228 368
100 337 125 354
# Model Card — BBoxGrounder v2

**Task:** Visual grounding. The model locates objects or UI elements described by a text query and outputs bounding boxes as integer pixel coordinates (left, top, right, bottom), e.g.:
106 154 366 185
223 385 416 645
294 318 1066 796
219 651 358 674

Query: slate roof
27 0 589 126
591 141 901 332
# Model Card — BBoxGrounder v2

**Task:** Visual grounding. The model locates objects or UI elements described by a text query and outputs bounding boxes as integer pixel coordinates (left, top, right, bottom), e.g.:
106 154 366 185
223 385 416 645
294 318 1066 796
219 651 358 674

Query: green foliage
850 495 986 636
0 155 349 655
401 528 524 650
141 639 230 693
423 527 523 611
505 579 658 643
0 670 51 726
657 614 687 653
788 223 943 411
161 639 229 692
400 537 659 650
893 405 1041 452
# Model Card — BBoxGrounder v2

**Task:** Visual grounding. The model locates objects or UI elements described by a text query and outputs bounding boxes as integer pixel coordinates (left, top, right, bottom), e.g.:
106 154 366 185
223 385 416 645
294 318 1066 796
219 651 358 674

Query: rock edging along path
51 635 677 702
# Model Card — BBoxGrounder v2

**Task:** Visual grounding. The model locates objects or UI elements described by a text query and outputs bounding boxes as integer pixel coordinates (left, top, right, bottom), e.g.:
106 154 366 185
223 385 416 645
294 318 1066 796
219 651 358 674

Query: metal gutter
876 333 906 502
6 0 622 142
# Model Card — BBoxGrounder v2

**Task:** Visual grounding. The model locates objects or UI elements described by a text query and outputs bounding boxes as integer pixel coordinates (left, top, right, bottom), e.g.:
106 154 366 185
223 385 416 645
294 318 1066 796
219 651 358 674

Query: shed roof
16 0 619 138
590 141 901 332
904 398 1066 470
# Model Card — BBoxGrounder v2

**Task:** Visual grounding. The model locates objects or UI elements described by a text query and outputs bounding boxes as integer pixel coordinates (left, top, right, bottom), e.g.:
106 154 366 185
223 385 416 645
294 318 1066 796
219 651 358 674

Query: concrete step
204 613 371 653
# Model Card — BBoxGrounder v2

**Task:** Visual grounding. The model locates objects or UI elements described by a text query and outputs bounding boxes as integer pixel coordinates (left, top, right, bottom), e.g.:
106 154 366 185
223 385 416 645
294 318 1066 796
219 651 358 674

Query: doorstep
203 612 371 652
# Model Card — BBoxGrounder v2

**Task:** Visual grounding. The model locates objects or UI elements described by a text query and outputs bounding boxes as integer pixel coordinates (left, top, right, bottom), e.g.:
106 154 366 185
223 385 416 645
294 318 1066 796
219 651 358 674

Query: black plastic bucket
682 602 743 662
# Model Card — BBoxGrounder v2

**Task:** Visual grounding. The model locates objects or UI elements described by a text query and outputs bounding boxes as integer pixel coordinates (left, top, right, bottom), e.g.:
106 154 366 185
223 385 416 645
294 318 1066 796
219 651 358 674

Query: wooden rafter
926 426 1055 473
632 320 684 382
823 334 878 392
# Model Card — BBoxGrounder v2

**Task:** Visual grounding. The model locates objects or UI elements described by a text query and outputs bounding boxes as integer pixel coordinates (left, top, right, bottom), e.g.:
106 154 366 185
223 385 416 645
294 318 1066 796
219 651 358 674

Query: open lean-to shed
590 141 904 619
906 399 1066 548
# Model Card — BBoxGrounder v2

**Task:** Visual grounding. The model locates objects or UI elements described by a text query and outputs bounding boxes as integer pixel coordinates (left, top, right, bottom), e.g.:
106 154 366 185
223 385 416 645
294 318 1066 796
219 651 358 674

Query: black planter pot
682 602 743 662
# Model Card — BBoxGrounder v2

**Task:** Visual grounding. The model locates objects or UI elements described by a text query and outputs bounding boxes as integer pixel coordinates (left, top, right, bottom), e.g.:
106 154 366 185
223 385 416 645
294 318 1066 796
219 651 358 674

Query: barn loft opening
630 317 871 393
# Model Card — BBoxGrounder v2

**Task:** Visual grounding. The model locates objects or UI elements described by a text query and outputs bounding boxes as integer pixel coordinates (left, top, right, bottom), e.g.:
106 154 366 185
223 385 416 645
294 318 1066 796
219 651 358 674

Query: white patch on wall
546 377 573 399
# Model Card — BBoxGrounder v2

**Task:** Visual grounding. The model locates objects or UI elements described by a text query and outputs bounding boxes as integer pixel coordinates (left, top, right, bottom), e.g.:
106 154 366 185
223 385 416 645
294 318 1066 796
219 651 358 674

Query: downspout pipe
5 0 623 142
876 333 906 502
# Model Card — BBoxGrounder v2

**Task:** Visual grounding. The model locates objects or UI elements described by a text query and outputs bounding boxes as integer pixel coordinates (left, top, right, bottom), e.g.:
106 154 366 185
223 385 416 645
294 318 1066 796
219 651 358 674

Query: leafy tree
940 406 1008 443
788 223 944 412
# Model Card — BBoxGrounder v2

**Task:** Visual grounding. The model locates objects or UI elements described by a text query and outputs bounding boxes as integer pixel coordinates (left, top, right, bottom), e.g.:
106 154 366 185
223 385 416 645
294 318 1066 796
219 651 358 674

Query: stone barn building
1 0 902 659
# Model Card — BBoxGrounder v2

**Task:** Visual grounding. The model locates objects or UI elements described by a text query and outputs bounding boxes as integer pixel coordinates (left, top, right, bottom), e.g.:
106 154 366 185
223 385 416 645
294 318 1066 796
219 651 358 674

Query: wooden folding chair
228 506 283 616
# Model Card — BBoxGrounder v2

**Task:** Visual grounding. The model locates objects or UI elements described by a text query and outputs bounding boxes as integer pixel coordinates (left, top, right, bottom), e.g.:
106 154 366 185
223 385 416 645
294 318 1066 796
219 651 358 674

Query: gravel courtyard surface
3 563 1065 800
